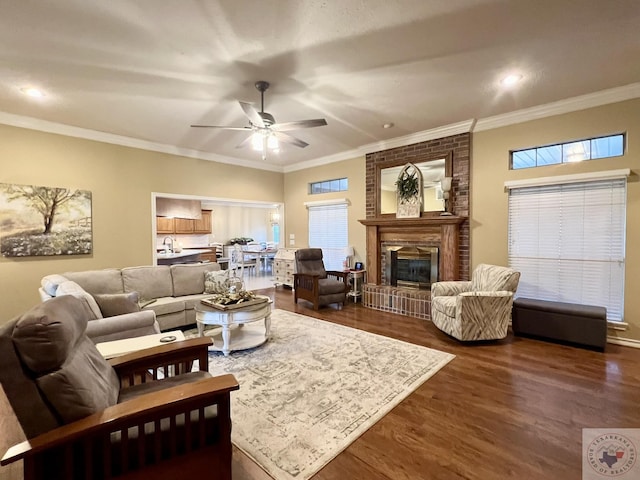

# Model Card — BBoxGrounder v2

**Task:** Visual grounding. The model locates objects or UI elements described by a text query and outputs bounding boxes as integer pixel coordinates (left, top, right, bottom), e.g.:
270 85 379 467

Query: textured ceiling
2 0 639 171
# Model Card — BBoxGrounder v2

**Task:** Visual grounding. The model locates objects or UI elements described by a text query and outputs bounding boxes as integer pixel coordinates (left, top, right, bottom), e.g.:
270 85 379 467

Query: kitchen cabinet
156 217 175 234
199 252 218 263
194 210 212 234
156 210 212 235
174 218 195 234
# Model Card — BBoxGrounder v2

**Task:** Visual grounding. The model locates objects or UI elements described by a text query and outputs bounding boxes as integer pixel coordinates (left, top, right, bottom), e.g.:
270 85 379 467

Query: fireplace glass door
385 246 438 289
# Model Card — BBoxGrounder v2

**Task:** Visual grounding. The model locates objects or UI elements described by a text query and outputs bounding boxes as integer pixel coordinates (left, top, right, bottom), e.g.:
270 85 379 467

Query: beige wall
283 156 366 267
0 124 283 323
472 98 640 342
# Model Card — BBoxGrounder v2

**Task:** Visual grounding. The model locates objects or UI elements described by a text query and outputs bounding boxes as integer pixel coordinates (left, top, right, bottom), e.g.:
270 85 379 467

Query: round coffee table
195 295 272 356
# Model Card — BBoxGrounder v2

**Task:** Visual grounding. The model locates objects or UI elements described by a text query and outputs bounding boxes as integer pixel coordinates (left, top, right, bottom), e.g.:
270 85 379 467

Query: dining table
243 248 278 272
242 248 278 272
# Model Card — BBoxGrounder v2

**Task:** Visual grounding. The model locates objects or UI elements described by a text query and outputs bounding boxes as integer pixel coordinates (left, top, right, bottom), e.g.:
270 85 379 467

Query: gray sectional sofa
40 263 223 335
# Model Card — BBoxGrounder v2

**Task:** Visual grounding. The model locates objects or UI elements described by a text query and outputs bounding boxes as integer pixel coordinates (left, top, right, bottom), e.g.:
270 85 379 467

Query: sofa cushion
144 297 186 316
56 280 103 319
171 263 221 296
63 269 124 295
93 292 141 317
41 274 69 297
204 269 230 294
183 293 217 310
122 266 173 300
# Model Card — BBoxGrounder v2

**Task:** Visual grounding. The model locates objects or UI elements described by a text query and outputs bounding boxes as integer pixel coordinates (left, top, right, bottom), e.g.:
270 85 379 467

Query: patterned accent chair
293 248 349 310
0 295 239 480
430 264 521 341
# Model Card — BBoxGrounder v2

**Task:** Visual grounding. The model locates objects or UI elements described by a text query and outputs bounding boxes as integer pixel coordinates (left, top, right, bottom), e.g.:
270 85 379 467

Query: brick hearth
363 285 432 320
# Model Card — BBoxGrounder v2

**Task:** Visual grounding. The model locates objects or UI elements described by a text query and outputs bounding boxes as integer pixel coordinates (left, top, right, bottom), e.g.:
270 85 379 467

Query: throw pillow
204 270 230 294
55 281 103 320
40 274 69 297
93 292 141 318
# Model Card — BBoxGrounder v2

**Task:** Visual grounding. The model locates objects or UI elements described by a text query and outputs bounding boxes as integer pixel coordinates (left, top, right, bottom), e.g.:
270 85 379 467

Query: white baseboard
607 336 640 349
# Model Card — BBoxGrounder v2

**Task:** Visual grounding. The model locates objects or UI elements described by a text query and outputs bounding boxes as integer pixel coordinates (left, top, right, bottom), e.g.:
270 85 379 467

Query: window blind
508 178 626 321
308 203 348 271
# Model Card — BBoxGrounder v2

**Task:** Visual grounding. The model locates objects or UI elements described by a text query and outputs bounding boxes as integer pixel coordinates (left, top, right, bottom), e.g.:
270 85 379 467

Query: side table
96 330 185 359
346 269 367 303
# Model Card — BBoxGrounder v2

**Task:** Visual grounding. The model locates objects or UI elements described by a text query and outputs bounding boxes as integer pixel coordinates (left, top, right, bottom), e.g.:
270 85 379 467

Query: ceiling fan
191 81 327 159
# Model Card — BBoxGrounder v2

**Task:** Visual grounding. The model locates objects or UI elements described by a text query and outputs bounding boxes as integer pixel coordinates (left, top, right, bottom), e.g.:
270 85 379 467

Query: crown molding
284 119 475 173
359 119 476 154
283 147 364 173
474 82 640 132
0 111 285 173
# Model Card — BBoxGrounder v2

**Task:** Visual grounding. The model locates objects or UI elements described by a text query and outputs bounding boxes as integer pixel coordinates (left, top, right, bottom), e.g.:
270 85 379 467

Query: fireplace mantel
359 216 466 228
359 216 467 284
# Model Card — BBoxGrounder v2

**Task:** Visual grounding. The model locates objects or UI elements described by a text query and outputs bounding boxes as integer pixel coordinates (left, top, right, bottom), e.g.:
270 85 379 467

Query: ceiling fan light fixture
251 132 263 151
267 134 279 150
191 79 327 158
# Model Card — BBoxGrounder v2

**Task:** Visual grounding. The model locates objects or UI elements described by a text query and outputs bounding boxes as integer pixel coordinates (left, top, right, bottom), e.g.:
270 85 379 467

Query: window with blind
507 176 626 322
308 202 348 271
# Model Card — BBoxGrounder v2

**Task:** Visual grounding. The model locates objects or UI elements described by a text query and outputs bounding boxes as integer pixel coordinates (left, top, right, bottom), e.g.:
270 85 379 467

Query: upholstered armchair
430 264 521 341
0 295 239 480
293 248 349 310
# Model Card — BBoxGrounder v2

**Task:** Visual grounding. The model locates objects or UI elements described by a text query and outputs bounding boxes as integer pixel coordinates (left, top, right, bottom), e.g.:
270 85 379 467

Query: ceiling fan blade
190 125 251 131
274 131 309 148
271 118 327 131
235 134 254 149
239 101 265 128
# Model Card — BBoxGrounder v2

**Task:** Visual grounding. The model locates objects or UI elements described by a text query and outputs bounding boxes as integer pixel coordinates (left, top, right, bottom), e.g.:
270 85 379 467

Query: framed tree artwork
0 183 92 257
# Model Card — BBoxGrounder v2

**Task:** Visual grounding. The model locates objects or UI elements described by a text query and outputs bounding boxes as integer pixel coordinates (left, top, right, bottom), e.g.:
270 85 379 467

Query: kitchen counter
156 248 212 265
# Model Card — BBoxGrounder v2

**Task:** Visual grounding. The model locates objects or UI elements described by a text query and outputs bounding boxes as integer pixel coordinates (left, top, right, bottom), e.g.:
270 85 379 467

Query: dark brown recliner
293 248 349 310
0 295 239 480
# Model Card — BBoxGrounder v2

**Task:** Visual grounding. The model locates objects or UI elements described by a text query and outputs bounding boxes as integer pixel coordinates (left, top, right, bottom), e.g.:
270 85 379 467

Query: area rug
188 309 455 480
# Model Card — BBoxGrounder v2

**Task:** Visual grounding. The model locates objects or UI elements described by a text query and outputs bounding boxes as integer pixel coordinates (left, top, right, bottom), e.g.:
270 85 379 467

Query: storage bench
512 297 607 350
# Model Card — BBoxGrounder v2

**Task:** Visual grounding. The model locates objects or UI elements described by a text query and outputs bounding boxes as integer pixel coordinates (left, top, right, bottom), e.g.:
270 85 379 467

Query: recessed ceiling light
500 74 523 88
20 87 45 98
383 122 394 129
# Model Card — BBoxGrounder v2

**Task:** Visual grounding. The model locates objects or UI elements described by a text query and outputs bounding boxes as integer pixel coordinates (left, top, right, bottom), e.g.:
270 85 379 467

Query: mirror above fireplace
376 151 452 217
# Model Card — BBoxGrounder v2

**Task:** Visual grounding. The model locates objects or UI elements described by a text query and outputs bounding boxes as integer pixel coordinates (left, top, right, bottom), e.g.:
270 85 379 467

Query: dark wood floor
261 287 640 480
2 288 639 480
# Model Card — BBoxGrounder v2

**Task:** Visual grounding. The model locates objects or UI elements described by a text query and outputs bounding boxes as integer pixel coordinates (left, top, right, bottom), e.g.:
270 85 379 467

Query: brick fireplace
359 133 470 319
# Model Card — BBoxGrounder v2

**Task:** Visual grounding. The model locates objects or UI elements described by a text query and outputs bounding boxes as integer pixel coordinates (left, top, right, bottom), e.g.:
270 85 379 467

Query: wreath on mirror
395 168 420 202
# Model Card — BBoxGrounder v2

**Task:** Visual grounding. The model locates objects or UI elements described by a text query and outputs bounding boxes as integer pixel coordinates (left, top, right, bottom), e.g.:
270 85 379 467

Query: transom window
309 178 348 194
511 134 624 170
